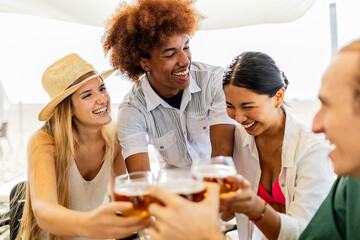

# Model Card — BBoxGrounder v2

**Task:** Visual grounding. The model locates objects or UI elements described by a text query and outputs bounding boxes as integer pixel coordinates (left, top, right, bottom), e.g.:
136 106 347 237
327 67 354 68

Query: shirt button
203 126 207 130
160 146 164 150
281 184 285 188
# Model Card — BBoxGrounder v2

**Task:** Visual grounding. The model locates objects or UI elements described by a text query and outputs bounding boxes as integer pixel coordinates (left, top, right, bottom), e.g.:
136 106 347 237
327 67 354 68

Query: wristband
249 200 267 222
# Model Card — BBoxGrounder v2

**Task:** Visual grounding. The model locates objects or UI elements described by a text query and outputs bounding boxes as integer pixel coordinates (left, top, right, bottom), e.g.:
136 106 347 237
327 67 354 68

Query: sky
0 0 360 104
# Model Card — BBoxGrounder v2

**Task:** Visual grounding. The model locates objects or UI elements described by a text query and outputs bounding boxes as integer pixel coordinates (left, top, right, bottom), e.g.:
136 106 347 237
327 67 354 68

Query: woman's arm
221 142 334 240
220 175 281 240
28 133 149 239
110 138 128 199
210 124 235 157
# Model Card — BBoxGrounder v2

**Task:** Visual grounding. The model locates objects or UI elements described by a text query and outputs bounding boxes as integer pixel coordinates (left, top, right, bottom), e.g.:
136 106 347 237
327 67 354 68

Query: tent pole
329 2 338 60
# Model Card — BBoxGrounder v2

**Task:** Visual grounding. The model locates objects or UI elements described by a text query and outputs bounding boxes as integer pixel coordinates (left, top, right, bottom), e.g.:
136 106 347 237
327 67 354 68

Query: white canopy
0 0 316 29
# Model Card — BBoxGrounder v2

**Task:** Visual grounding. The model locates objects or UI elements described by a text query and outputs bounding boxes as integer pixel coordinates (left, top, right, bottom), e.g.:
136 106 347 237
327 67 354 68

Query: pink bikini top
257 178 285 206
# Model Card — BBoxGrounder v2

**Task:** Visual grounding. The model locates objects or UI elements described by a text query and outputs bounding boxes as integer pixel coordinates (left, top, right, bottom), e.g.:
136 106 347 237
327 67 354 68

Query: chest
75 145 106 181
259 151 282 192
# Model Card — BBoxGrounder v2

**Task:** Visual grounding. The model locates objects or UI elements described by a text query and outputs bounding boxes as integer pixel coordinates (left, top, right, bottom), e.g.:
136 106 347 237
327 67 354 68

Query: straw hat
38 53 116 121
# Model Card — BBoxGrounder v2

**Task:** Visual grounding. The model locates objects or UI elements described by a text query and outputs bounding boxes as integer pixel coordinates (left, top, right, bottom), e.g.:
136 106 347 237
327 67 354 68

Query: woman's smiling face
224 84 281 136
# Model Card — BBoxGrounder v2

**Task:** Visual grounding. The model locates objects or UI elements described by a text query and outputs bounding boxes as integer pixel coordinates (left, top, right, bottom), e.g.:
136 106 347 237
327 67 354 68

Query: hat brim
38 68 116 121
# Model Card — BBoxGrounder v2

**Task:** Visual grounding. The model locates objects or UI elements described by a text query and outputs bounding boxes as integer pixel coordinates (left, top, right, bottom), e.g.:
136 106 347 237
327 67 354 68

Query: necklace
255 137 284 156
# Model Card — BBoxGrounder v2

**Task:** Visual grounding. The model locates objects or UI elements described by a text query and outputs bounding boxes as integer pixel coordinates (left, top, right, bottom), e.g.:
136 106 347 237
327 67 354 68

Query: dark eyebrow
161 38 190 54
225 101 255 106
241 102 255 106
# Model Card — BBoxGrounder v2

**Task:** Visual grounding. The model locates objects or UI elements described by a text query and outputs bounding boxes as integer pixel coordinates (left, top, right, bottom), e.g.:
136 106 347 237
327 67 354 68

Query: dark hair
223 51 289 97
102 0 202 82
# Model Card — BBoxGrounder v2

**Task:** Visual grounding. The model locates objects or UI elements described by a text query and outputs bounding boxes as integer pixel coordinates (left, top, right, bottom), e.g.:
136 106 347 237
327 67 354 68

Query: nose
227 108 247 124
96 92 108 104
178 50 191 67
312 108 324 134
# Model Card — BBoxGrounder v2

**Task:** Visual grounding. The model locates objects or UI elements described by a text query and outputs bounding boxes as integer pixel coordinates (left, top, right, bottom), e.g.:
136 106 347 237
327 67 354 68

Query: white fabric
117 61 235 168
0 0 316 29
39 156 111 240
233 109 334 240
0 79 9 119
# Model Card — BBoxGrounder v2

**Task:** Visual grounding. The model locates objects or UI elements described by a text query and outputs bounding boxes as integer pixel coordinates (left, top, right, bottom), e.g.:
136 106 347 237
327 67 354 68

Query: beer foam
192 164 236 178
114 182 151 196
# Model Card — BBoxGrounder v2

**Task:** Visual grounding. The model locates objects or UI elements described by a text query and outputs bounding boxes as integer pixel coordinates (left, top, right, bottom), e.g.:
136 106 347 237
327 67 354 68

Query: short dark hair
223 51 288 97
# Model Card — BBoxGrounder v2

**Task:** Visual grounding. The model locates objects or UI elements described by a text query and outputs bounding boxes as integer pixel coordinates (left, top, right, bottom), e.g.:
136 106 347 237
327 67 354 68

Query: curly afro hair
102 0 203 82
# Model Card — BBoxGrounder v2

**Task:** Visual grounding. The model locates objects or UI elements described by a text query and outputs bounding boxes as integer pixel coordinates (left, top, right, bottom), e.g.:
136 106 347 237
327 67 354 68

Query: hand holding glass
191 156 239 196
114 171 155 217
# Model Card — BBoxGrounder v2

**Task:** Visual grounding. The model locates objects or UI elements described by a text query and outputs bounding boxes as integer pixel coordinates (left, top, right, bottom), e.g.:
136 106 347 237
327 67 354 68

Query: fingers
203 182 220 206
115 220 150 236
219 175 255 213
148 199 167 221
220 211 235 221
116 215 151 227
106 201 133 212
148 227 162 240
227 174 250 189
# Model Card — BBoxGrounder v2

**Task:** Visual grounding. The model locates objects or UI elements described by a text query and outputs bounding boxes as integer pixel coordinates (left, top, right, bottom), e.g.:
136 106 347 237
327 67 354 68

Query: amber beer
192 164 238 196
114 174 155 217
114 191 154 216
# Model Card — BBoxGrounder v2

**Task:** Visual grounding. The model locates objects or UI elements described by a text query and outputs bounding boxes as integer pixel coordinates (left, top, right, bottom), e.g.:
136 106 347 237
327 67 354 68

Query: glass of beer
114 171 155 240
191 156 238 196
191 156 238 232
156 168 206 202
114 171 155 217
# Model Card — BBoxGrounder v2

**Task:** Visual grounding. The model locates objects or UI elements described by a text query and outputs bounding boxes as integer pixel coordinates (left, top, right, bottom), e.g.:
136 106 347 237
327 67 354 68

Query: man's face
312 51 360 177
141 34 191 98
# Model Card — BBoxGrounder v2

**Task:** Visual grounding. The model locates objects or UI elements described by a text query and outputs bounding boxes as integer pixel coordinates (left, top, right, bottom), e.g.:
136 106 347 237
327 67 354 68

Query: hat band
66 70 97 89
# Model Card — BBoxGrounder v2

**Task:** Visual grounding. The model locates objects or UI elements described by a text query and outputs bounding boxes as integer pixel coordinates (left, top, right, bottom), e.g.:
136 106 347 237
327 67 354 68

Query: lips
93 106 108 115
242 121 256 129
173 68 190 81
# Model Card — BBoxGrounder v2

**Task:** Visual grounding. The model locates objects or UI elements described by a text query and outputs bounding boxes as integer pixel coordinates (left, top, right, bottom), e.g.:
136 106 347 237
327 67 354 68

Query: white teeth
242 121 255 129
94 107 107 114
174 69 189 76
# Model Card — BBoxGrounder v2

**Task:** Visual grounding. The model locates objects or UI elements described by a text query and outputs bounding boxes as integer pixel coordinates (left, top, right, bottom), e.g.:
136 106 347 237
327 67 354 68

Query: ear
274 87 285 108
140 57 150 72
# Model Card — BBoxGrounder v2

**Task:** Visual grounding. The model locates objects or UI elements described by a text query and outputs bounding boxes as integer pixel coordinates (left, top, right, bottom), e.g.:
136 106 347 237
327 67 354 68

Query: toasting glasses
191 156 239 231
114 171 155 240
191 156 238 196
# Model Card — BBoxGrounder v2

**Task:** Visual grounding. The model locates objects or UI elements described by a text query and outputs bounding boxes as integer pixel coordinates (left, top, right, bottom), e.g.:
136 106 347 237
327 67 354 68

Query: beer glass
156 168 206 202
191 156 238 232
114 171 155 239
191 156 238 196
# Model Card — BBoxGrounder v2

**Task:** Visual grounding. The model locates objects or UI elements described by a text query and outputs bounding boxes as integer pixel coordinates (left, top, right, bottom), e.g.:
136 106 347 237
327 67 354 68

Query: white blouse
233 109 334 240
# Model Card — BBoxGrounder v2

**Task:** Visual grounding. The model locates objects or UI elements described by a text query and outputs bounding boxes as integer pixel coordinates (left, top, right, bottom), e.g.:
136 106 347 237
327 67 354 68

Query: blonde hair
17 96 116 240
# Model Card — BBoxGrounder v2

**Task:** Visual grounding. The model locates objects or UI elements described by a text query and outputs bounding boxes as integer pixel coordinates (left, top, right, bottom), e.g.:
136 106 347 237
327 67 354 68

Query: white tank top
39 156 112 240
